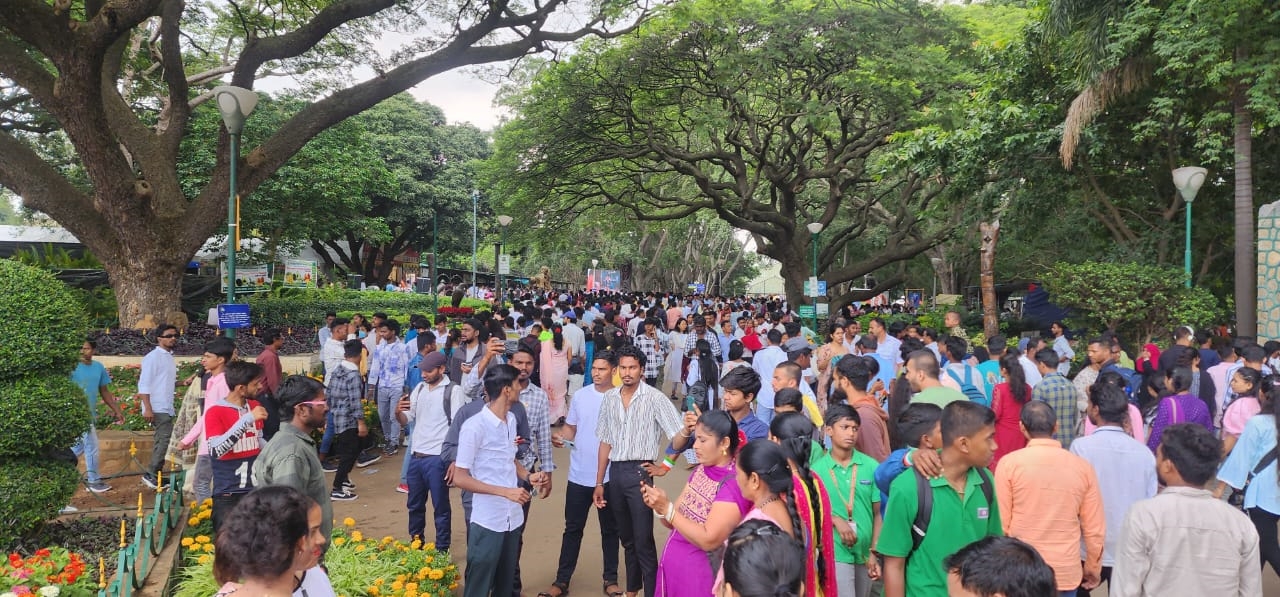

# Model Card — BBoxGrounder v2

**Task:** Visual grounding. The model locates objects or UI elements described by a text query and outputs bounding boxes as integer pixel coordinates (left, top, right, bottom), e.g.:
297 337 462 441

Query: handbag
1228 446 1278 509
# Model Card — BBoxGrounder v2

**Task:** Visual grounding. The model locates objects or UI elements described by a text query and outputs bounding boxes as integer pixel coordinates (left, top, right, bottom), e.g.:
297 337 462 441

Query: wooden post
980 221 1001 339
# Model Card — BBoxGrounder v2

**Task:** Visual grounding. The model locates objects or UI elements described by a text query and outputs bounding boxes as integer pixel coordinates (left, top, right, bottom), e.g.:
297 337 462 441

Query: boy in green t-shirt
812 404 882 597
875 401 1002 597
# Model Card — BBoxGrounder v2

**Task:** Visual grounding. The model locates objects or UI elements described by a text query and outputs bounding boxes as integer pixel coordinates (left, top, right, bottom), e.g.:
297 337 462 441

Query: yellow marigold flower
404 583 418 592
382 536 395 544
424 556 433 564
368 555 377 561
343 517 356 528
203 498 213 508
198 555 212 566
188 517 200 526
428 570 444 581
446 565 456 571
195 535 210 544
390 581 404 592
355 545 366 553
351 531 363 542
199 510 211 520
202 544 215 553
367 587 379 597
395 575 407 583
373 579 384 586
403 591 417 597
181 537 194 547
424 542 435 551
333 537 346 547
409 538 422 550
418 567 431 577
448 583 458 590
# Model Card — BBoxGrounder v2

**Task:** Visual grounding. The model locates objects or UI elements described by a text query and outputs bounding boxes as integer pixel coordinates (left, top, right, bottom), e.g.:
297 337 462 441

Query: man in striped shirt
592 344 683 597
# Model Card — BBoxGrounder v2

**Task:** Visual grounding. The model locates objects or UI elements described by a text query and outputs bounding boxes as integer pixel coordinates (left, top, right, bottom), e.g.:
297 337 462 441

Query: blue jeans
406 453 451 551
375 385 402 448
193 455 213 503
320 411 336 455
1060 591 1077 597
399 422 415 483
71 426 101 483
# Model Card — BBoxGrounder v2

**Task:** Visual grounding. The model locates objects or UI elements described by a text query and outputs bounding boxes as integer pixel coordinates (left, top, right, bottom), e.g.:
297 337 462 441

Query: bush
0 260 90 377
0 374 91 457
0 457 81 547
245 288 491 328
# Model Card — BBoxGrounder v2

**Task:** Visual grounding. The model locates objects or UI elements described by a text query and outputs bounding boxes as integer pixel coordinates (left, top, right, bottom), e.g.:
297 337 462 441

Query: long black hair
722 520 804 597
999 353 1029 404
737 440 795 524
698 409 740 456
769 413 828 590
694 339 718 390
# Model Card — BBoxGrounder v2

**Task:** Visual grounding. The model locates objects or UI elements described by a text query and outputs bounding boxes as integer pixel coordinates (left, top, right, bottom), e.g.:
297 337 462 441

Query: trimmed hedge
0 260 90 377
0 374 91 457
0 457 82 546
245 288 492 327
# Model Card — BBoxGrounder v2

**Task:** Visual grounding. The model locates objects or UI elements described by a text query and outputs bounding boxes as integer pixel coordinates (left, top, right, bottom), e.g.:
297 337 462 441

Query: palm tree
1047 0 1261 337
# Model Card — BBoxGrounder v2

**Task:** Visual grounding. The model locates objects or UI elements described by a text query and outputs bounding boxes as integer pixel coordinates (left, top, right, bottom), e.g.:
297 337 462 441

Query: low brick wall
79 429 155 478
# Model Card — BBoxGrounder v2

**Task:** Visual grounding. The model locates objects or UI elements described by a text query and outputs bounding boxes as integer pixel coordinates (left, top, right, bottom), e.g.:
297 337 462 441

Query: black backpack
910 466 995 553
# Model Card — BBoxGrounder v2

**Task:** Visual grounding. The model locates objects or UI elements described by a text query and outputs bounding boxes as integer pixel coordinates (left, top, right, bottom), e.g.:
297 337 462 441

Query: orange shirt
994 438 1106 590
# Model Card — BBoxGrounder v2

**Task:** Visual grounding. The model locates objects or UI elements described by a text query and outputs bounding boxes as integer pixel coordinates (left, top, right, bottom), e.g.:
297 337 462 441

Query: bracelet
678 429 691 438
661 457 674 471
903 450 914 468
665 502 675 523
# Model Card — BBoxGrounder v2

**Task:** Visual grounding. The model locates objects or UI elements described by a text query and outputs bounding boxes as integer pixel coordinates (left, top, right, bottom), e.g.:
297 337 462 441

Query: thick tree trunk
107 258 190 330
979 221 1000 339
1234 82 1256 338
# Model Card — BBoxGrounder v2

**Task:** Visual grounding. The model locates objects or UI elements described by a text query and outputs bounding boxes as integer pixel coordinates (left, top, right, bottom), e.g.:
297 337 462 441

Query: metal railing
97 469 186 597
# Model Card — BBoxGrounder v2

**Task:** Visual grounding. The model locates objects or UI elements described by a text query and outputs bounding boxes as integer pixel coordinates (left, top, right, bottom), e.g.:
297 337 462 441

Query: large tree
489 0 974 309
0 0 643 326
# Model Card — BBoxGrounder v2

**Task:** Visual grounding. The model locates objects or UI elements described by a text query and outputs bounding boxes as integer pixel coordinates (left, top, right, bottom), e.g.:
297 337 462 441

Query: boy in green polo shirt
875 401 1001 597
812 404 882 597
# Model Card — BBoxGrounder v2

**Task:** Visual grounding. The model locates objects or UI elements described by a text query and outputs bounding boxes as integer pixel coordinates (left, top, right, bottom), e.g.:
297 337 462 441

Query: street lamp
496 214 512 305
1173 166 1207 288
806 222 824 332
930 257 943 308
591 259 599 293
471 189 479 293
212 85 258 339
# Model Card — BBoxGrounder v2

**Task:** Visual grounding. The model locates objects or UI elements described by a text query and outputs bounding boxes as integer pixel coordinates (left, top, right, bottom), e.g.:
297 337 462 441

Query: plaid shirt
327 361 365 434
634 334 666 379
685 330 723 358
1032 373 1079 448
518 382 555 472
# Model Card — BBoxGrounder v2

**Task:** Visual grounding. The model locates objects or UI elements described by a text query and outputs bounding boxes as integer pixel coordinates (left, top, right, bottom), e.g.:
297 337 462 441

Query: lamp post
496 215 512 306
806 222 824 332
591 259 599 292
1172 166 1207 288
930 257 943 308
212 86 258 339
471 190 479 293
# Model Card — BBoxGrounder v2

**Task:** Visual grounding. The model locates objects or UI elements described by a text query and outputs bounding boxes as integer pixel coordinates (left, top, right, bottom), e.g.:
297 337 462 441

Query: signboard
220 263 272 293
804 278 827 297
798 305 816 319
283 259 316 288
686 282 706 294
217 303 251 329
586 269 621 291
498 254 511 275
816 303 829 316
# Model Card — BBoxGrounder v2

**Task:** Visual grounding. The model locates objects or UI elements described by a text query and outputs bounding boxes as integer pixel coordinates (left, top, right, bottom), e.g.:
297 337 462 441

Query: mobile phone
562 439 576 449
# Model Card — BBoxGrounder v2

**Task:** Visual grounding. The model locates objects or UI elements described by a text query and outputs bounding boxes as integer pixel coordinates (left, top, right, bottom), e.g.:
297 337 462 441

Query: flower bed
93 362 201 432
173 506 457 597
2 548 99 597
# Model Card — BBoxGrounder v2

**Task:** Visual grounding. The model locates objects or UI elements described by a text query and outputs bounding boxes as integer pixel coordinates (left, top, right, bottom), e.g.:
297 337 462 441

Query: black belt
611 459 650 465
412 452 440 459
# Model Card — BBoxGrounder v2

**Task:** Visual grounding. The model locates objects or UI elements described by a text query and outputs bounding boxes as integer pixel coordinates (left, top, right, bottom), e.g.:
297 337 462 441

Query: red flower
34 549 50 558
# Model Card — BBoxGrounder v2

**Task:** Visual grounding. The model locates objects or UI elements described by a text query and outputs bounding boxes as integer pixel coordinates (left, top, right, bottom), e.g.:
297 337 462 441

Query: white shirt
565 384 610 486
321 338 347 385
563 323 586 360
877 335 903 365
1019 354 1044 388
456 407 524 532
138 346 177 415
405 379 464 456
1053 335 1075 376
751 345 788 409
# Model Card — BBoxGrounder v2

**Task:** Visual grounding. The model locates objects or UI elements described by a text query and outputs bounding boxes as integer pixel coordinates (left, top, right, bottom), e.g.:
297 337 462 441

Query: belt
611 459 650 465
412 452 439 459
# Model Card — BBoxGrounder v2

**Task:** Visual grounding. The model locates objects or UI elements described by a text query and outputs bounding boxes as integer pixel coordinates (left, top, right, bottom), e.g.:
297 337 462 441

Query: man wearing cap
783 336 820 396
397 350 464 551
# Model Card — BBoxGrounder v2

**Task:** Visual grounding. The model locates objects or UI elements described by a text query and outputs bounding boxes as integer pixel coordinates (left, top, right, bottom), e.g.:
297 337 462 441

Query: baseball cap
782 337 812 355
419 351 448 371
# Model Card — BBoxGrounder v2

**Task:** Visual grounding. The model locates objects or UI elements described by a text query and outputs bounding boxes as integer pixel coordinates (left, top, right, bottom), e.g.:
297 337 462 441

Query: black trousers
211 493 246 534
608 461 658 597
555 481 621 586
1250 507 1280 576
331 427 364 491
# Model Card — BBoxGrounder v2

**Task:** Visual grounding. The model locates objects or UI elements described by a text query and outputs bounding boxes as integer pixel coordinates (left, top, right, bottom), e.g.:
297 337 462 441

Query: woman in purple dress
640 410 751 597
1146 366 1215 453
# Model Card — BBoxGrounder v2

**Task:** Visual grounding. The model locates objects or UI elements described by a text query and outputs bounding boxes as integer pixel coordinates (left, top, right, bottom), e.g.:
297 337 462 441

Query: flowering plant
173 518 457 597
1 548 97 597
436 307 473 317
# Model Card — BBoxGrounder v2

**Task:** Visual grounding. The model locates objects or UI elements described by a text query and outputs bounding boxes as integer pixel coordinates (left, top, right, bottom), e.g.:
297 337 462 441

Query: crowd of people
65 291 1280 597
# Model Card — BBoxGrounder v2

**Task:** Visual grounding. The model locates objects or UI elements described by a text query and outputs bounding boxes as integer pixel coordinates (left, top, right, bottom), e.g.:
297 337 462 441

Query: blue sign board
217 303 251 329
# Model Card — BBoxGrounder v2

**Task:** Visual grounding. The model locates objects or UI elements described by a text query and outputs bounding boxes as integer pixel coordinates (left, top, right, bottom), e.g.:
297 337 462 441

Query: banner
220 263 272 294
283 259 317 288
586 269 621 291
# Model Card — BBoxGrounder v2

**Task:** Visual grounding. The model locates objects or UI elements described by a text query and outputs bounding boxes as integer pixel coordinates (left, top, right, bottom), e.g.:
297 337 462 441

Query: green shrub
0 260 90 377
0 374 91 457
245 289 491 327
0 457 81 547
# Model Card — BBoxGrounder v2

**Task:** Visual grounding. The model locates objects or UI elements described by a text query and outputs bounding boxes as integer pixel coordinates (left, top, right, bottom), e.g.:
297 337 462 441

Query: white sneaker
59 505 79 514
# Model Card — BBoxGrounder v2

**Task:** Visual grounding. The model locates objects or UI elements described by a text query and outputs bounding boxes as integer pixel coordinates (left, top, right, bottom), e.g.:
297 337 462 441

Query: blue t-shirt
975 360 1003 403
71 361 112 419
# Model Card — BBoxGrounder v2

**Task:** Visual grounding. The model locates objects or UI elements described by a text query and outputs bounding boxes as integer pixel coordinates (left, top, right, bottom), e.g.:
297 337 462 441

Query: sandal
538 582 569 597
603 583 623 597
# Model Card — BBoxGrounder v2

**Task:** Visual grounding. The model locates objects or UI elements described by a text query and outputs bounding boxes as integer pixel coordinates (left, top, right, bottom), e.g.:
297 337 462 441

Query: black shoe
330 489 358 501
141 473 158 489
321 460 339 474
356 452 382 468
342 480 357 491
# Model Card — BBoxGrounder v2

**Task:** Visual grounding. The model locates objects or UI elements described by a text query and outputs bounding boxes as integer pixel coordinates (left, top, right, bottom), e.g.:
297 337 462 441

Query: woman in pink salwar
541 320 572 423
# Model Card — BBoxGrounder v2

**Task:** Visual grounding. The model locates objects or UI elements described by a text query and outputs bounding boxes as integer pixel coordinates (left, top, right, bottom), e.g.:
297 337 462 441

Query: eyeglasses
158 334 178 339
300 400 327 408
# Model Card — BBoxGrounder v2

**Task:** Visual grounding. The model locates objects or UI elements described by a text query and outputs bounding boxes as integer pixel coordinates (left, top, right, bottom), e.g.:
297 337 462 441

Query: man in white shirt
137 324 180 489
751 329 788 424
1018 337 1045 388
454 364 549 597
544 351 621 597
1111 423 1260 597
321 318 350 385
1051 321 1075 376
563 313 588 395
398 351 464 553
868 317 902 372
